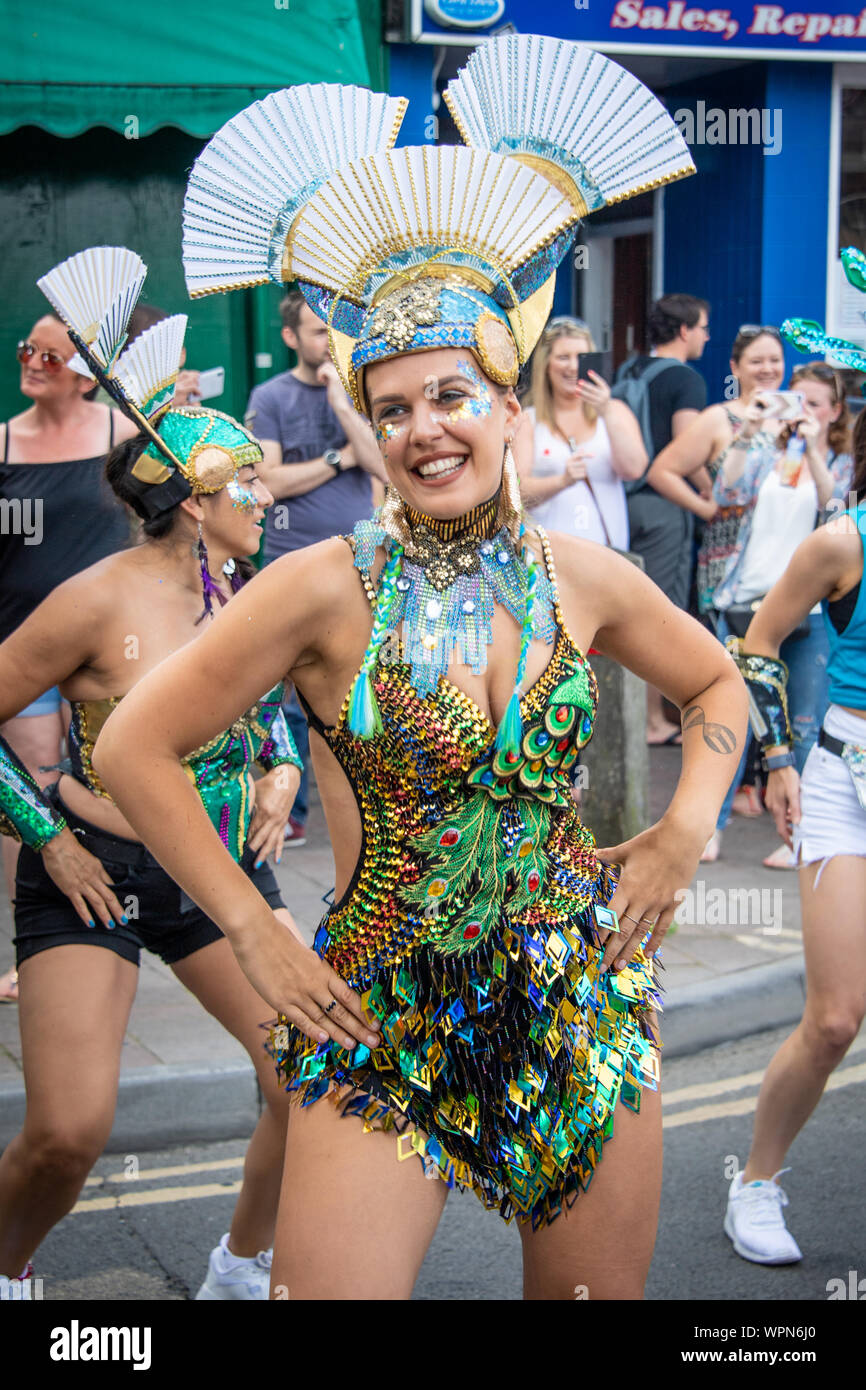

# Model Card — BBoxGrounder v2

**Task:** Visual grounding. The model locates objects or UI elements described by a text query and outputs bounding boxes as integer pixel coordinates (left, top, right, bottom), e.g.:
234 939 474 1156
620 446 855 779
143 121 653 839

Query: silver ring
641 916 657 926
323 999 338 1014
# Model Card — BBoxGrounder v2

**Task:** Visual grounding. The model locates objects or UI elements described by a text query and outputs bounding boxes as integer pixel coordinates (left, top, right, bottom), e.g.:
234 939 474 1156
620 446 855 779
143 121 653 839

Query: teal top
824 504 866 711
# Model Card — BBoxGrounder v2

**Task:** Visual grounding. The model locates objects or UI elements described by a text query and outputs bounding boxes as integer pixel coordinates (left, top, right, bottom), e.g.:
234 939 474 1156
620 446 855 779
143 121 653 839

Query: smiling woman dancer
0 251 305 1299
93 39 748 1300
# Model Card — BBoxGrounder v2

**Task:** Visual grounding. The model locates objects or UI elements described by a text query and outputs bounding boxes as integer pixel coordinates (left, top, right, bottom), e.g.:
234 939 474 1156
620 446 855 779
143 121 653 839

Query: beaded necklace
348 490 556 755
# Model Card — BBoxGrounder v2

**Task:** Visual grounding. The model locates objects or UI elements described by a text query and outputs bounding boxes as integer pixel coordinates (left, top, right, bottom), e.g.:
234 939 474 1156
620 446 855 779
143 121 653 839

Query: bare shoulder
51 550 132 614
528 526 645 633
800 514 863 593
246 535 364 615
110 408 138 443
536 527 642 591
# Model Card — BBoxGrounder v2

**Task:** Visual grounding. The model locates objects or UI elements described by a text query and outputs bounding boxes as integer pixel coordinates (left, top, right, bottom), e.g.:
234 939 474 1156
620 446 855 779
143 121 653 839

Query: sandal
732 784 764 817
0 969 19 1004
762 843 796 870
700 831 722 863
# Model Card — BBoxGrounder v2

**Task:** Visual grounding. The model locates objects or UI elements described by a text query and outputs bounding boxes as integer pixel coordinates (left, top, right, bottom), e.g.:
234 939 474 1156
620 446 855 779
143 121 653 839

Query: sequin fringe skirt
270 889 662 1229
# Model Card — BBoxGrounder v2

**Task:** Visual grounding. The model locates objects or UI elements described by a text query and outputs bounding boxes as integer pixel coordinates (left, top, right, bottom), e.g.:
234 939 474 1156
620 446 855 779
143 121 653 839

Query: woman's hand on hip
40 828 128 930
594 818 704 972
247 764 301 866
231 916 382 1051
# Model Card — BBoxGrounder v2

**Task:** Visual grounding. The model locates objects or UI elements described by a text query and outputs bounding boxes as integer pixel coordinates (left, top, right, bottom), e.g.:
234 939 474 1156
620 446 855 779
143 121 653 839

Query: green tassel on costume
494 689 524 756
494 552 537 756
348 668 383 739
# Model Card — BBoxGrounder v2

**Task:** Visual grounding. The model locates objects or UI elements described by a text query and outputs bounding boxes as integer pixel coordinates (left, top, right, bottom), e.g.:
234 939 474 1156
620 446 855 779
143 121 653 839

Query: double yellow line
69 1035 866 1213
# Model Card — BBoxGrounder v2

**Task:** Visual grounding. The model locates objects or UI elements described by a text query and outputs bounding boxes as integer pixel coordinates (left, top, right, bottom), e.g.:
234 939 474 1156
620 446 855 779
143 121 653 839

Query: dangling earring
196 521 222 624
378 483 413 547
496 442 524 546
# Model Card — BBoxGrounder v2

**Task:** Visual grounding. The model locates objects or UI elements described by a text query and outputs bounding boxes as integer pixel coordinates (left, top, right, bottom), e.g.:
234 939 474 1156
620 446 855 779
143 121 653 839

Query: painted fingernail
254 860 262 869
107 919 116 930
120 914 129 925
87 918 95 929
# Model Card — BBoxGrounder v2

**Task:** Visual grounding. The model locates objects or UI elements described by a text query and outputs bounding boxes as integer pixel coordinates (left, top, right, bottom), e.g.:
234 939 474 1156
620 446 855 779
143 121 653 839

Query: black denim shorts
14 785 285 969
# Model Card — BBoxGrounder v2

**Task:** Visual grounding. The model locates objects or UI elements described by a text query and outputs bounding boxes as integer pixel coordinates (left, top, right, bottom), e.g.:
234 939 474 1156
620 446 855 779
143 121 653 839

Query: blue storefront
386 1 866 398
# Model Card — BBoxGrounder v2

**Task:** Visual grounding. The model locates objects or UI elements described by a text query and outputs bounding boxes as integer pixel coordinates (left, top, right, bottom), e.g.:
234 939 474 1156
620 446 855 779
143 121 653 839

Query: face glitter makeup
226 477 258 511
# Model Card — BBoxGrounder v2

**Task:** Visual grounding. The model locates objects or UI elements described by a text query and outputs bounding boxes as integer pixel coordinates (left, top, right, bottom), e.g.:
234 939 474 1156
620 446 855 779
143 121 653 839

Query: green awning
0 0 382 136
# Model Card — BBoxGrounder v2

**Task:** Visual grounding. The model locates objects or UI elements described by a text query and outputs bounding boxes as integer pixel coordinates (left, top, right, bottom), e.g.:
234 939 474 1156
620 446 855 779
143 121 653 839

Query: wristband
725 638 793 754
764 752 796 771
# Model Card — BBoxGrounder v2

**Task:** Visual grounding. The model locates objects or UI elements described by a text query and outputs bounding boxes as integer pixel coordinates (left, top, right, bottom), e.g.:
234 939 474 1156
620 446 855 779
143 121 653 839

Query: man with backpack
612 293 710 744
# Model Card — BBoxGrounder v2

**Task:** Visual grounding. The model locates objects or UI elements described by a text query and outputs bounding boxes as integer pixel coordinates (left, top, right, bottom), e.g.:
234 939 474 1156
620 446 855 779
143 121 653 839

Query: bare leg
0 712 64 901
171 930 294 1257
0 945 137 1275
744 856 866 1181
520 1036 663 1300
645 687 681 745
272 1096 449 1299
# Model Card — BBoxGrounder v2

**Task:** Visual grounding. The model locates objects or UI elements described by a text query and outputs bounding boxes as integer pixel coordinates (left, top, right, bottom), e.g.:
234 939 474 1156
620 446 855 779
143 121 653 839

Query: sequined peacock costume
181 35 693 1224
277 521 662 1224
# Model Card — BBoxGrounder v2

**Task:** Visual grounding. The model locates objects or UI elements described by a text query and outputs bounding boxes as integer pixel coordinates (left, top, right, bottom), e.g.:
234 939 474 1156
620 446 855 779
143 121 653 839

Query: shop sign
405 0 866 56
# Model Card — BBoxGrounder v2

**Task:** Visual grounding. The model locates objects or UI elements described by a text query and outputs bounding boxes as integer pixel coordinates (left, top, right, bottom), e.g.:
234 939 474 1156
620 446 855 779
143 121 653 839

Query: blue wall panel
662 64 766 401
761 61 833 384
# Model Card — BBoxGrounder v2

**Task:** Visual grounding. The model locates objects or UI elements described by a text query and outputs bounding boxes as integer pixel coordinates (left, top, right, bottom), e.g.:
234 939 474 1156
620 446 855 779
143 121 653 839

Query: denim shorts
13 785 285 969
17 686 63 718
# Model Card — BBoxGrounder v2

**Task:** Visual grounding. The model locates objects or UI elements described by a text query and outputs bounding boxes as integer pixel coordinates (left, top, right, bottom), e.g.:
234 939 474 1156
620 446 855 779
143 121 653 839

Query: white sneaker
724 1168 802 1264
195 1233 273 1300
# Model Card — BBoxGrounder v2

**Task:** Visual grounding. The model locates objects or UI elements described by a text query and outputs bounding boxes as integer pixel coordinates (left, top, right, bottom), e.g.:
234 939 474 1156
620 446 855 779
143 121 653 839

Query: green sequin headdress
37 246 262 519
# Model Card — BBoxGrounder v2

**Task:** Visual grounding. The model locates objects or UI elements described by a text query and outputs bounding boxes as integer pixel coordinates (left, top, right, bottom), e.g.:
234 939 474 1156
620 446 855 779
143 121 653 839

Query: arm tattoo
681 704 738 754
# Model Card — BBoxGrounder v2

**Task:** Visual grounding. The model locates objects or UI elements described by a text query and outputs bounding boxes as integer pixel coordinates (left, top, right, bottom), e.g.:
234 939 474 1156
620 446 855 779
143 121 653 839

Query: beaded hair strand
347 542 406 738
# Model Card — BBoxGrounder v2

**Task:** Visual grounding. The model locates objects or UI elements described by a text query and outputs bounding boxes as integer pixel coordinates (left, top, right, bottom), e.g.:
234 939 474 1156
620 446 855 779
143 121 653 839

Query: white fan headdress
37 246 262 516
443 34 695 216
183 84 408 298
180 37 695 412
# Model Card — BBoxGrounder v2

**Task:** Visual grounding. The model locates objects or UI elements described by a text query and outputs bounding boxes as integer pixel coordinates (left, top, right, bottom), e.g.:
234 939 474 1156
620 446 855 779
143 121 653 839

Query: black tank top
0 412 131 643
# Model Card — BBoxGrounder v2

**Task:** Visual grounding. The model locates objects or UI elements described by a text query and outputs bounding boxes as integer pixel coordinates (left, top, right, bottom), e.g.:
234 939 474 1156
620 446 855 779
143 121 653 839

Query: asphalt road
23 1022 865 1304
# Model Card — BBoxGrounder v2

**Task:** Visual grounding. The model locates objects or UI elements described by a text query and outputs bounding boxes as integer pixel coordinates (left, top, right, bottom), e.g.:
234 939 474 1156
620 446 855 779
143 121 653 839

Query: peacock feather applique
466 659 596 806
400 797 551 957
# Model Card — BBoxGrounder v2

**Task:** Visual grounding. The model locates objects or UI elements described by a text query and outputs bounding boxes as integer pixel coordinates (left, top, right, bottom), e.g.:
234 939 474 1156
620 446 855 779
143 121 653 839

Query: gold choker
403 489 501 542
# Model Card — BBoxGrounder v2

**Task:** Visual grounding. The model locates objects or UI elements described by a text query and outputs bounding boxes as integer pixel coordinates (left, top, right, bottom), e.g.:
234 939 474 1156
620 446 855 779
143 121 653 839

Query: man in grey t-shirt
245 291 386 841
246 292 385 560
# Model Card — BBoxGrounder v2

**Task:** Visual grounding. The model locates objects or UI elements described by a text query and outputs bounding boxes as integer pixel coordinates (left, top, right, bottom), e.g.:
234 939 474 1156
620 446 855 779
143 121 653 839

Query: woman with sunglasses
0 262 305 1297
0 316 137 1003
512 316 647 551
723 404 866 1264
